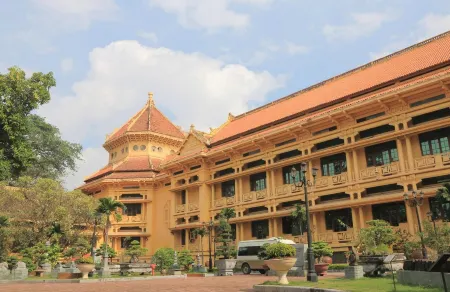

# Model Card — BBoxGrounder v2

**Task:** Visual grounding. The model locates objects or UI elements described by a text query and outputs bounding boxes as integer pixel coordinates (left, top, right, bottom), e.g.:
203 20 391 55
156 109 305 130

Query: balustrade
242 189 267 202
414 153 450 169
119 214 143 223
274 184 303 197
317 230 356 243
360 162 400 180
175 204 186 214
315 173 348 189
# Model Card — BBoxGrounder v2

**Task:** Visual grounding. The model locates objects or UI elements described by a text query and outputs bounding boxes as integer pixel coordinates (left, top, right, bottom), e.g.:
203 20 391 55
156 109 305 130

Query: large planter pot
264 258 296 285
161 268 167 275
322 256 333 264
216 259 236 276
77 264 94 279
314 263 329 276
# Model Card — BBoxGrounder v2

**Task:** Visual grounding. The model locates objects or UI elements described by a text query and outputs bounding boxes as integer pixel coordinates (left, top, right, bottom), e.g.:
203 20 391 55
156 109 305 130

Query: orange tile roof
106 94 185 143
211 31 450 144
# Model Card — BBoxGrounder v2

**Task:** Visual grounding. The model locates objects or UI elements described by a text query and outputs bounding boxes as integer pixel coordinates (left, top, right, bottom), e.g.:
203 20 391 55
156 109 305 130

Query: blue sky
1 0 450 189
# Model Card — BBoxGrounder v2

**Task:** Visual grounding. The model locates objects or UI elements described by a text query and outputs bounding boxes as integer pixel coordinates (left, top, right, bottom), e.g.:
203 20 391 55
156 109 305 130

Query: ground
0 274 341 292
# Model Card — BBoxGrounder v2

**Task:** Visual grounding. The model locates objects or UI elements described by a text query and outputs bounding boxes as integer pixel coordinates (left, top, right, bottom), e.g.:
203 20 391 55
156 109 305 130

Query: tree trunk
103 217 110 267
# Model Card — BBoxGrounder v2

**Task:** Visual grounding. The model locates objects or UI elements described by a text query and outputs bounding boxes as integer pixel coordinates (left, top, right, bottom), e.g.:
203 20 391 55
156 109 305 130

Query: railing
317 230 356 243
414 153 450 169
175 204 186 214
175 203 200 213
242 189 267 202
119 214 143 223
315 173 349 188
283 234 307 244
188 203 199 212
214 196 235 208
274 184 303 197
360 162 400 179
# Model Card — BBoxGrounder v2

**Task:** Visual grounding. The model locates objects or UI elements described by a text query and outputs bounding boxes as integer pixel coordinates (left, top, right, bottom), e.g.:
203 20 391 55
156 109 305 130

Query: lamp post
404 190 427 259
290 162 318 282
203 219 214 272
426 211 437 235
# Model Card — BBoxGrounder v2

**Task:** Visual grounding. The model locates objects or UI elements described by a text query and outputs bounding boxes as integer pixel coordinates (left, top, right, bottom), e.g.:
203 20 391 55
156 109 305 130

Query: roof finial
190 124 195 132
148 92 154 106
228 112 235 121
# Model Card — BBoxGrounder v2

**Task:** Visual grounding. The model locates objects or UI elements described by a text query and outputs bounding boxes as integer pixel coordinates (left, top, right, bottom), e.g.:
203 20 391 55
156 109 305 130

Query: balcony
274 184 303 197
314 173 349 189
120 214 144 223
360 162 400 180
414 153 450 170
316 230 356 244
175 203 199 214
242 189 267 203
214 196 236 208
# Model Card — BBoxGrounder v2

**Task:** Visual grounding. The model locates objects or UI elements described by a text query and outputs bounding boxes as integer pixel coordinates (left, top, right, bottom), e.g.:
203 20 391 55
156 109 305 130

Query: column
352 150 360 181
351 208 358 230
185 228 190 247
405 136 415 172
308 160 313 181
266 171 271 197
240 223 245 240
235 224 240 242
268 218 273 237
185 189 189 209
396 138 406 172
312 213 318 241
211 184 215 208
271 170 276 196
405 204 415 234
273 218 278 237
345 151 353 181
358 207 365 229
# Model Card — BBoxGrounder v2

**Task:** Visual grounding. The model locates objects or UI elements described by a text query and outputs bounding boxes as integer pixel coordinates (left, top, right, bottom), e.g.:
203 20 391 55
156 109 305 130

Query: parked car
236 237 296 274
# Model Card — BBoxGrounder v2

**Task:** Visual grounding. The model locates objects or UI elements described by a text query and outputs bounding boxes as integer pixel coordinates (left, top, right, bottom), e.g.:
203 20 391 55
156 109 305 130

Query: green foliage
75 256 94 264
192 227 208 238
291 204 306 235
219 208 236 222
21 242 62 267
403 241 421 259
421 221 450 255
20 257 36 273
215 216 236 259
311 241 333 262
177 250 194 271
328 264 348 270
64 237 91 260
435 183 450 220
264 243 296 259
0 215 9 261
0 178 98 251
357 220 397 255
95 198 125 258
257 243 271 260
125 240 148 262
151 247 175 271
6 255 18 271
96 243 116 258
0 66 56 180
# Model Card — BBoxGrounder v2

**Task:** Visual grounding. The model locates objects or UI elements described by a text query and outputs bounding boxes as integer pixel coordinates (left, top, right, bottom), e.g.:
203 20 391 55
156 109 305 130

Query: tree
357 220 397 255
95 198 126 265
291 204 306 235
124 240 148 263
435 183 450 221
20 115 82 180
95 243 116 261
0 215 9 261
192 227 207 267
215 216 236 259
21 242 62 268
219 208 235 223
421 221 450 256
151 247 175 272
63 237 91 261
0 67 56 181
177 249 194 271
311 241 333 263
0 177 98 251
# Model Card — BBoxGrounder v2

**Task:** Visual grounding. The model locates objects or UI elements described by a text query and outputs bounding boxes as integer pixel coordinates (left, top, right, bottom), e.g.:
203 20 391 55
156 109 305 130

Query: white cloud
285 42 309 55
147 0 274 31
64 147 108 190
323 12 394 41
39 40 284 149
417 13 450 40
137 31 158 43
245 51 269 66
60 58 74 73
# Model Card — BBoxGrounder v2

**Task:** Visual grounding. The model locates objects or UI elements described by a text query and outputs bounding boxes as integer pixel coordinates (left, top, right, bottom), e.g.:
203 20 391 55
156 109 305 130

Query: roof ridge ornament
148 92 155 106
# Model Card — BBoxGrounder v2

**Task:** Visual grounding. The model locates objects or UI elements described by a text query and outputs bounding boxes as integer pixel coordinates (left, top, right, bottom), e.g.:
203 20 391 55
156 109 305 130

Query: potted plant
262 242 296 284
215 208 237 276
311 241 333 276
75 256 94 279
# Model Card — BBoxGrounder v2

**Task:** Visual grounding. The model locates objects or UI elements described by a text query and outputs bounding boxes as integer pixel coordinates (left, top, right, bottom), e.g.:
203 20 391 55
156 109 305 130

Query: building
80 31 450 263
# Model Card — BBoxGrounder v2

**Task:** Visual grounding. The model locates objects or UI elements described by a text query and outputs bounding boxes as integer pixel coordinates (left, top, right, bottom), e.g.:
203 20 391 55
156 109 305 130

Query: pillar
185 189 189 208
238 177 243 202
396 138 406 172
185 228 190 247
268 218 273 237
358 207 365 229
312 213 318 241
273 218 279 237
211 184 215 208
271 169 276 196
405 136 415 172
266 171 271 197
240 222 244 240
352 150 360 181
351 208 358 230
345 151 353 181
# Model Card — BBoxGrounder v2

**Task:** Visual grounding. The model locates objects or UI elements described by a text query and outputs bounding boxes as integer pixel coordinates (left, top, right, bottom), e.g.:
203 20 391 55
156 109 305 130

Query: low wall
253 285 343 292
397 270 450 289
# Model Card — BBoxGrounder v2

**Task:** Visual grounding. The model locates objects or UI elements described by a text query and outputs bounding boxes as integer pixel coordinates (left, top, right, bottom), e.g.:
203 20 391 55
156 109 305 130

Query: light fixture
300 162 307 173
312 167 318 178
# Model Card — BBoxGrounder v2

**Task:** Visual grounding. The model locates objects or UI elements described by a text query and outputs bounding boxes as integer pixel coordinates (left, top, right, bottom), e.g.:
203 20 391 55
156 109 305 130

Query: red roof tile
211 31 450 144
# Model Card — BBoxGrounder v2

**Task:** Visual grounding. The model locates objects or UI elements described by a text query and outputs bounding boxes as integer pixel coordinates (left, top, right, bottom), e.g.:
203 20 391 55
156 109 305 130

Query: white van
236 237 296 274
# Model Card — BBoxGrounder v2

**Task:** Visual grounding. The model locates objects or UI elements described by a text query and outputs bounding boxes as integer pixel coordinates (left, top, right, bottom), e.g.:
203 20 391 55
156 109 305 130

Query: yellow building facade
80 32 450 264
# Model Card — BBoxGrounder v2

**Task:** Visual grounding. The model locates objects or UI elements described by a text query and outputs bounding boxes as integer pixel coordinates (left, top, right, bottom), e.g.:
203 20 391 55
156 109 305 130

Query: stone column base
344 265 364 279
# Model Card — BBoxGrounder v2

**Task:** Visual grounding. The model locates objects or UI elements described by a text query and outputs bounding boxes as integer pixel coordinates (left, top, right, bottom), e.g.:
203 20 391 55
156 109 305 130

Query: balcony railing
175 203 199 214
274 184 303 197
119 214 143 223
414 153 450 169
214 196 235 208
242 189 267 203
360 162 400 180
175 204 186 214
315 173 349 189
317 230 356 243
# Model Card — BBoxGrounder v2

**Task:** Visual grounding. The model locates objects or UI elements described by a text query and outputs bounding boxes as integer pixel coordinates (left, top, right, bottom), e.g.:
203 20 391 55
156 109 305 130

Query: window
214 167 235 178
152 146 157 152
221 180 235 197
215 158 230 165
419 127 450 155
181 230 186 246
238 246 262 256
412 108 450 125
140 145 146 151
181 190 186 204
190 165 201 170
278 149 301 161
365 141 398 167
133 145 139 151
173 170 184 175
245 159 265 169
231 224 236 240
429 197 450 221
121 148 124 154
325 209 353 232
120 193 143 199
313 126 337 136
158 147 163 152
282 216 306 235
124 203 141 216
283 164 304 184
251 220 269 239
359 124 395 139
121 237 140 248
320 153 347 176
410 94 445 107
356 112 385 123
243 149 260 157
275 138 296 147
315 138 344 151
372 202 407 226
250 172 266 191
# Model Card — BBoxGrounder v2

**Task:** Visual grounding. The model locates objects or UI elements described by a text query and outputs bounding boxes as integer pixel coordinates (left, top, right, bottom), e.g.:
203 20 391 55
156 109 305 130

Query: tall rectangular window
320 153 347 176
365 141 398 167
221 180 235 197
372 202 407 226
250 172 266 191
325 208 353 232
419 127 450 156
181 190 186 204
181 229 186 246
283 164 304 184
124 203 142 216
251 220 269 239
429 197 450 221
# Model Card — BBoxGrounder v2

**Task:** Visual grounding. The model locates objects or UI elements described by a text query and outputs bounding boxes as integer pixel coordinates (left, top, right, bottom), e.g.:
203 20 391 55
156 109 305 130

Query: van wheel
242 263 251 275
259 269 266 274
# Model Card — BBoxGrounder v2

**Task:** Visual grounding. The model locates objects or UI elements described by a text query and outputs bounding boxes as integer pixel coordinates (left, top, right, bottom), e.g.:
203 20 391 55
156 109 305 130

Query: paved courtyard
0 274 344 292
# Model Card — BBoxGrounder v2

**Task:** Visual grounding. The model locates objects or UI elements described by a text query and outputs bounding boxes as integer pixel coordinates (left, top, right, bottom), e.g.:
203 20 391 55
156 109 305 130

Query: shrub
124 240 148 263
257 243 271 260
311 241 333 263
177 250 194 271
357 220 397 255
265 243 295 259
21 257 36 273
6 255 18 271
328 264 348 270
96 243 117 259
215 216 236 259
151 247 175 272
75 256 94 264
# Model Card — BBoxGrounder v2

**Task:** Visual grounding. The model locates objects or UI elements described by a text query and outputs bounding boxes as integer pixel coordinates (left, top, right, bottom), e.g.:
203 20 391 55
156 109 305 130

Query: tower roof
105 93 185 144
